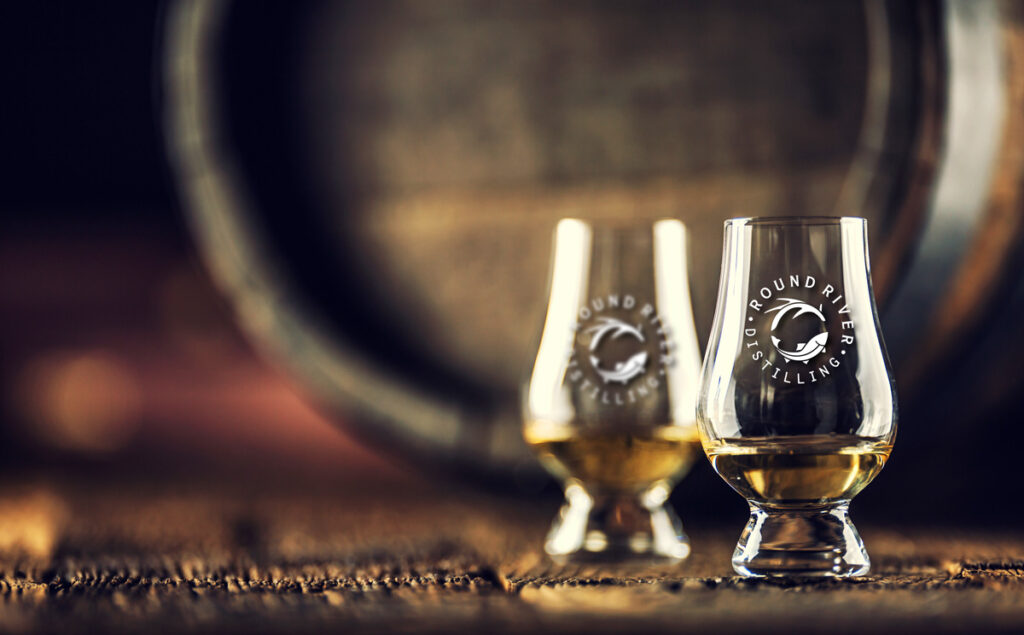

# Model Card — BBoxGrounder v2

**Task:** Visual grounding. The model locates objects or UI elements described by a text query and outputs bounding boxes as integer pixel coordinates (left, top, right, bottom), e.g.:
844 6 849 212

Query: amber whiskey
706 435 891 507
524 422 701 492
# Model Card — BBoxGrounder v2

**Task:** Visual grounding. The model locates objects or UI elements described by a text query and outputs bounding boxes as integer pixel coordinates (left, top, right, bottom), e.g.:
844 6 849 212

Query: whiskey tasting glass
523 218 703 564
697 217 896 577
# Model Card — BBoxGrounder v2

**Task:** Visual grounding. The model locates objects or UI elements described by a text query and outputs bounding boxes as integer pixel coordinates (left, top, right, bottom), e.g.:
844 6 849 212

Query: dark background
0 2 174 219
0 1 409 491
2 0 1023 531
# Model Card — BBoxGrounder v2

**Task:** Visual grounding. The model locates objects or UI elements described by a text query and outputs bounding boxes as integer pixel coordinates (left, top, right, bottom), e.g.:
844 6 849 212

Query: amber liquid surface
524 422 701 492
706 434 891 507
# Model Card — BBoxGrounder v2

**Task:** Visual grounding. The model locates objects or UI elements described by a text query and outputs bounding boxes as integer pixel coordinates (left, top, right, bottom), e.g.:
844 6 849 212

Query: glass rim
557 217 686 227
725 216 866 227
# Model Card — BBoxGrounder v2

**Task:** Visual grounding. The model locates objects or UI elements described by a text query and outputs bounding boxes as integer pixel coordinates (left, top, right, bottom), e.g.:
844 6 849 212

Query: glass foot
545 482 690 565
732 503 869 577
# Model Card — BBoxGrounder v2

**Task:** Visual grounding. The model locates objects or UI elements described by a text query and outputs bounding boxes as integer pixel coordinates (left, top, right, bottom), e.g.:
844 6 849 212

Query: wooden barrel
163 0 1024 485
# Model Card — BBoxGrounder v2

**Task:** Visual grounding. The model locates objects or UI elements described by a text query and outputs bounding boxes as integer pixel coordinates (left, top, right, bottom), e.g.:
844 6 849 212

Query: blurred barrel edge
161 0 1024 481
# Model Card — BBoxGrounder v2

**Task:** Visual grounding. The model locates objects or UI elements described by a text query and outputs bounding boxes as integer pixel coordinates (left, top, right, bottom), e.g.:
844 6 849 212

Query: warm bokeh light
16 352 142 454
0 488 66 561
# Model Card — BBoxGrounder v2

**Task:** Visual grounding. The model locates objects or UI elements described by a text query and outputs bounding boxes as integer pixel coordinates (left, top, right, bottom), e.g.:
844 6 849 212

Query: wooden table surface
0 480 1019 634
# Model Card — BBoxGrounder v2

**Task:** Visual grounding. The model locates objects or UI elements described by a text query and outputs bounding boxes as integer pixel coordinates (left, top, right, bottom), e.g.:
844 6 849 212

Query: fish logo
766 298 828 364
584 317 648 384
585 317 645 350
589 351 649 385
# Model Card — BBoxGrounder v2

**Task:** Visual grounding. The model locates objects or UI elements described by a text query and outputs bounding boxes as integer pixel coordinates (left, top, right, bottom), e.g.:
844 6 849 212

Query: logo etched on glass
585 317 648 385
766 298 828 364
744 275 854 385
565 294 676 406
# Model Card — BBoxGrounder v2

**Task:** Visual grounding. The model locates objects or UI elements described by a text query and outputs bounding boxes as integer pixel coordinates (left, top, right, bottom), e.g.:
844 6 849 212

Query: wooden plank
0 483 1021 633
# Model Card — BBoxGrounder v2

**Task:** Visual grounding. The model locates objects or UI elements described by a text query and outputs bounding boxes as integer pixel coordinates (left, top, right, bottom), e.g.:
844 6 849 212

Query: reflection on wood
0 484 1021 632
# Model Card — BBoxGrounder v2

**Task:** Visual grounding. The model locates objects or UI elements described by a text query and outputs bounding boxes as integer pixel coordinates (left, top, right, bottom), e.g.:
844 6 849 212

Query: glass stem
732 502 870 577
545 482 690 563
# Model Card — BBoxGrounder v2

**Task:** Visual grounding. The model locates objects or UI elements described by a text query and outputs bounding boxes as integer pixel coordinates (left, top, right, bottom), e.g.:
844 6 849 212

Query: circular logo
743 275 856 385
565 294 675 406
585 317 648 385
766 298 828 364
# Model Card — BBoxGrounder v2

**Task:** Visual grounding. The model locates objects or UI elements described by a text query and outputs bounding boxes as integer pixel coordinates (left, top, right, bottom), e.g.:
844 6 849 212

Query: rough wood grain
0 482 1020 633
